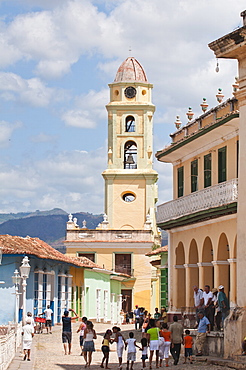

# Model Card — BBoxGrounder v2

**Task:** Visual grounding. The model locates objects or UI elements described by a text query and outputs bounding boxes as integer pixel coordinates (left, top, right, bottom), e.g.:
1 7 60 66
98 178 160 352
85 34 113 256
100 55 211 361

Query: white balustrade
0 323 22 370
157 178 238 224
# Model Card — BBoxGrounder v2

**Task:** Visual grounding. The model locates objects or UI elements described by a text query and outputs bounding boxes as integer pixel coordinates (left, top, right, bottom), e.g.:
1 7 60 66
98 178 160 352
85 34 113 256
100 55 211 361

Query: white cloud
0 121 22 147
0 72 65 107
61 110 96 128
62 88 108 128
30 133 58 143
0 147 106 213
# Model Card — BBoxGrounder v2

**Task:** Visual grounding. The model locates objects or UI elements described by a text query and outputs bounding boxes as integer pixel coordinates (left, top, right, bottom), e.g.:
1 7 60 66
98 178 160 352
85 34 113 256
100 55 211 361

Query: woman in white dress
22 318 34 361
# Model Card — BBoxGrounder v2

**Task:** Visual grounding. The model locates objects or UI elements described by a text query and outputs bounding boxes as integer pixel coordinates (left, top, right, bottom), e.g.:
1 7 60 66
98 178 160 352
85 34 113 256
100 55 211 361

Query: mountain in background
0 208 103 253
0 208 168 253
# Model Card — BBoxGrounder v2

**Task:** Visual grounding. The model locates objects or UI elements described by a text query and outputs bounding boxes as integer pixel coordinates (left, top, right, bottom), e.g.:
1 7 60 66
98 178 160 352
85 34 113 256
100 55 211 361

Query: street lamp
12 269 22 324
19 256 31 324
0 246 5 284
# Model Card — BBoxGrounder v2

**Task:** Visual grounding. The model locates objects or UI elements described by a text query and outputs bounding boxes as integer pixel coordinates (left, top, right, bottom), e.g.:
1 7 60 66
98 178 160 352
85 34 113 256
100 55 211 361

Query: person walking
77 316 87 355
140 337 148 369
112 326 125 370
62 308 79 355
134 305 141 330
22 318 34 361
183 329 193 364
160 323 171 367
147 318 160 369
43 305 53 334
83 321 97 368
125 332 140 370
195 311 210 356
170 315 183 366
100 329 112 369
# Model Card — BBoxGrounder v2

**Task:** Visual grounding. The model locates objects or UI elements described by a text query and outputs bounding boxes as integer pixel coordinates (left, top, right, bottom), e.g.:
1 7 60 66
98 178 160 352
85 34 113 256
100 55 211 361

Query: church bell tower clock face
124 86 136 99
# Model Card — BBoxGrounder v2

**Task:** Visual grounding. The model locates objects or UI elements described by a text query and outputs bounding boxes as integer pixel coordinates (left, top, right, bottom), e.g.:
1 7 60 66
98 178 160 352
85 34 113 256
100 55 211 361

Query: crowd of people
20 286 230 366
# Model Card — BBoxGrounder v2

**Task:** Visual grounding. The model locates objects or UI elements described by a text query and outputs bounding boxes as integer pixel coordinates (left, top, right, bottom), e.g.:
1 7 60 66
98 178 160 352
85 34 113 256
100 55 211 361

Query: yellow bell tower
102 57 159 235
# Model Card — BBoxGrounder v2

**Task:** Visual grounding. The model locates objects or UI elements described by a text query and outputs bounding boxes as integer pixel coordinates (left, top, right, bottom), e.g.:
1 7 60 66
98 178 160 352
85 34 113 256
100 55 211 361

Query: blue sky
0 0 244 214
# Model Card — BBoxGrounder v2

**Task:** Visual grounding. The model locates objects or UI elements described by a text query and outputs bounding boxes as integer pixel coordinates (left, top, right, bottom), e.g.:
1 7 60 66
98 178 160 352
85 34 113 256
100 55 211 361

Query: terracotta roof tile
0 234 100 268
145 245 168 256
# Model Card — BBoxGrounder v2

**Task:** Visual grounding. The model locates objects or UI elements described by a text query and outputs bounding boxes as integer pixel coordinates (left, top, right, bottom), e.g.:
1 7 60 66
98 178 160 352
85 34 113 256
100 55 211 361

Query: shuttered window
204 153 212 188
191 159 198 192
218 146 227 183
177 166 184 197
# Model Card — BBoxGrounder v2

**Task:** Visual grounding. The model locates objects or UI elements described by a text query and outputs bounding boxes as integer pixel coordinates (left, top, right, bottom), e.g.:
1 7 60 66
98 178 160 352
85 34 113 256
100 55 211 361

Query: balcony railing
113 265 134 277
157 178 238 224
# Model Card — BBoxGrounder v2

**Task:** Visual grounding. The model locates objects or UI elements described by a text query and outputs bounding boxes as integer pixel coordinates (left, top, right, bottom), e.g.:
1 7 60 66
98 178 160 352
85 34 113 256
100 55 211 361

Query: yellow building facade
156 98 239 312
65 57 160 312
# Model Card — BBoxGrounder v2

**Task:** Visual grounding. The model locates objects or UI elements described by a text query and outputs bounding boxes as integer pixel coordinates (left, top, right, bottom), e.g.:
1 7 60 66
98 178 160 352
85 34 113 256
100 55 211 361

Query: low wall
0 323 22 370
189 329 224 357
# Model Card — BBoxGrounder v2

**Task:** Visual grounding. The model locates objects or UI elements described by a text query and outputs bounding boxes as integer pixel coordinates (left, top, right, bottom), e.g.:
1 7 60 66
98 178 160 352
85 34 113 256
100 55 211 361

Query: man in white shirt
201 285 214 331
43 305 53 334
193 285 203 323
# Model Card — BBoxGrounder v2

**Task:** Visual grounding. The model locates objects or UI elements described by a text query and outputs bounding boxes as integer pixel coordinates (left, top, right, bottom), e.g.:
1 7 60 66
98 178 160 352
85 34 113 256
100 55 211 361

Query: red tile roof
145 245 168 256
0 234 100 268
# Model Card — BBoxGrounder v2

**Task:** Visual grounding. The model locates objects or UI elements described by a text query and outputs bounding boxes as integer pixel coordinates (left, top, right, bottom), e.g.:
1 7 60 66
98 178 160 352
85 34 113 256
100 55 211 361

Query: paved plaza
8 322 234 370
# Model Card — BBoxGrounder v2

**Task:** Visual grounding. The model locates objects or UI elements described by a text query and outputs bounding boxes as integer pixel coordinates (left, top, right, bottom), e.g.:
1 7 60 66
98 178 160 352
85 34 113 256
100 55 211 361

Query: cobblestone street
8 322 233 370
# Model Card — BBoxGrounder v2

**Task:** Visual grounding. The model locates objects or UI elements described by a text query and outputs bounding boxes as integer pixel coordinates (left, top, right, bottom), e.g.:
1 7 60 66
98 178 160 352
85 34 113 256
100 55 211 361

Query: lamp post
0 246 5 284
12 269 22 324
0 246 3 265
19 256 31 324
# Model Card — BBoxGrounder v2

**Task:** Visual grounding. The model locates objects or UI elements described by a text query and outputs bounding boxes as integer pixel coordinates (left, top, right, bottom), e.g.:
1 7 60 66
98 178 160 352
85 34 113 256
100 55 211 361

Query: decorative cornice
174 264 185 269
211 260 230 266
227 258 237 263
197 262 213 267
183 264 198 268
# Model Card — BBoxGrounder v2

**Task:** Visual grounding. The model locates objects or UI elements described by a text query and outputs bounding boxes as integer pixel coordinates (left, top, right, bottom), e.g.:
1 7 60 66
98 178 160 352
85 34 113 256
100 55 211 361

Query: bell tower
102 57 158 235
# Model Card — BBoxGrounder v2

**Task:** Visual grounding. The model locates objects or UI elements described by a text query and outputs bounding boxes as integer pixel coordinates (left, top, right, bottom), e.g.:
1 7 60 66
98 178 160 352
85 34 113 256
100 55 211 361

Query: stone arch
201 236 214 289
187 239 199 306
232 235 237 259
216 233 230 295
124 141 137 169
175 242 185 309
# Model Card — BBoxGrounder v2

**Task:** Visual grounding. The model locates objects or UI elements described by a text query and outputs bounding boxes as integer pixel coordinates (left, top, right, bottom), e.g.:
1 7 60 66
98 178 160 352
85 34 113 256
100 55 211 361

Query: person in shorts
100 329 113 369
125 332 140 370
183 329 193 364
147 319 160 369
62 308 79 355
43 305 53 334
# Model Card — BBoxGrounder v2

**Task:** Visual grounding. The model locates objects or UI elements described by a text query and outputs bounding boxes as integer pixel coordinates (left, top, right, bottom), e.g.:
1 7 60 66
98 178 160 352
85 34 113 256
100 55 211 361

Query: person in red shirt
160 323 171 367
183 329 193 364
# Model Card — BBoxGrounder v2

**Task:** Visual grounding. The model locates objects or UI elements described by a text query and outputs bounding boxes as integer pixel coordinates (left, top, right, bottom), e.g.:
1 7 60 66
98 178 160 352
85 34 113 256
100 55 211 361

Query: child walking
112 326 125 370
125 332 140 370
100 329 113 369
140 337 148 369
183 329 193 364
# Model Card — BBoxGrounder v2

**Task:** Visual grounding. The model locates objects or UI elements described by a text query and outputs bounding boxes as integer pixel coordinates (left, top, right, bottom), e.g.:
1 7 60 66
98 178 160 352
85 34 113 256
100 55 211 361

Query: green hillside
0 209 103 252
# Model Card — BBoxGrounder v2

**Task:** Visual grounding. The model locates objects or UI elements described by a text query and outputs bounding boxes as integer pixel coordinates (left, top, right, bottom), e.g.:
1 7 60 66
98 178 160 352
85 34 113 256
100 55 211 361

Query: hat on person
219 285 224 290
26 318 32 324
212 288 218 293
64 310 69 316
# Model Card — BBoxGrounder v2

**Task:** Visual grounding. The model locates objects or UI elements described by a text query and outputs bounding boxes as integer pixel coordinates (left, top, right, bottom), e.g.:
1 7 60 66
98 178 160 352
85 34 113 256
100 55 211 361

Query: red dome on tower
114 57 148 83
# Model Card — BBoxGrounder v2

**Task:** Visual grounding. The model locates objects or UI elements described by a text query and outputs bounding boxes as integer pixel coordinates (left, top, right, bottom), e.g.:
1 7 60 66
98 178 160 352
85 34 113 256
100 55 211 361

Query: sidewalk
7 322 240 369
